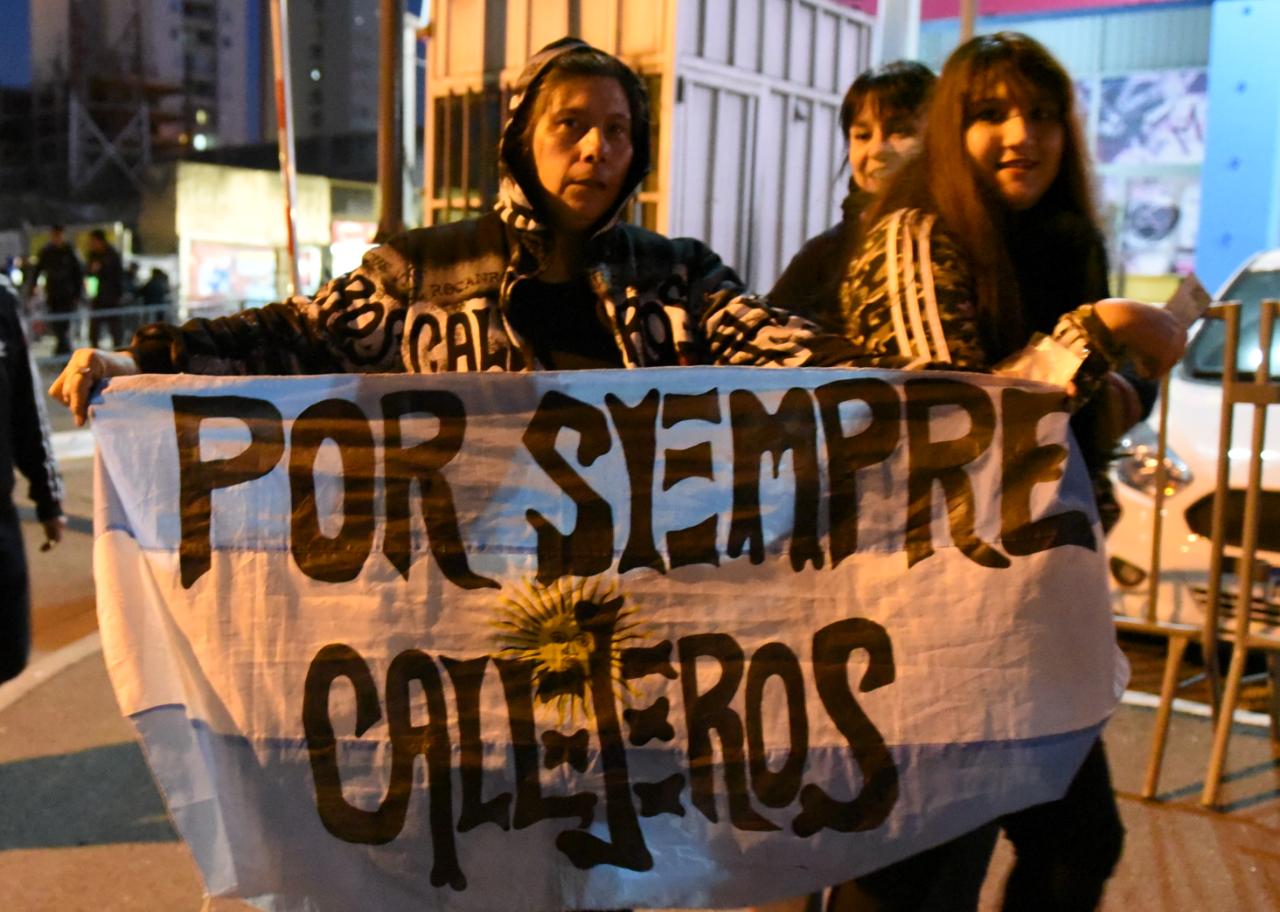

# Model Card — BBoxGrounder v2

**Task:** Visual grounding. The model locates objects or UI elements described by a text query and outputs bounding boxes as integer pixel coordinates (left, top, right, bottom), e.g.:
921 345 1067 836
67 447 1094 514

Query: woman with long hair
828 32 1184 912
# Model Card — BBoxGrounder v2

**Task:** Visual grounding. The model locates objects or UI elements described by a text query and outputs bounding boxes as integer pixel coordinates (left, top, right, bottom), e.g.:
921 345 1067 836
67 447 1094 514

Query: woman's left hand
40 516 65 552
1092 298 1188 378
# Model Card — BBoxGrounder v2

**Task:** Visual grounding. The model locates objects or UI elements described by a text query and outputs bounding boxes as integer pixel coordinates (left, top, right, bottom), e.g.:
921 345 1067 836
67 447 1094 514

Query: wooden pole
960 0 978 43
377 0 405 242
420 21 434 227
268 0 302 296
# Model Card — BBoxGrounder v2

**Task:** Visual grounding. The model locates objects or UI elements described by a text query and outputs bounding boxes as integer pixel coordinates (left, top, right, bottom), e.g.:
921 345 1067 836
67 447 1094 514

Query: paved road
20 357 99 664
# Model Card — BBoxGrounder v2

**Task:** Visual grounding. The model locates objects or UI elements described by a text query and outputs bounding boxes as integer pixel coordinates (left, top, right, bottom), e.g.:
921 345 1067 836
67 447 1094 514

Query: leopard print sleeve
840 209 989 370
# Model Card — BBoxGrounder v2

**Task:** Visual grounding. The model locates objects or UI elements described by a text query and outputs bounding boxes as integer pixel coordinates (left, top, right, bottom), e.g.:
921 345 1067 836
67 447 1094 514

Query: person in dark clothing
86 229 125 350
121 261 141 344
768 61 935 332
26 225 83 355
51 37 865 912
0 277 64 684
138 267 172 322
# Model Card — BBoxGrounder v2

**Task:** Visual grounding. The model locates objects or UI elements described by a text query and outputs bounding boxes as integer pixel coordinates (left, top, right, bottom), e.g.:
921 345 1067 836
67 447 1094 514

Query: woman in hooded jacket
51 37 865 912
51 37 855 418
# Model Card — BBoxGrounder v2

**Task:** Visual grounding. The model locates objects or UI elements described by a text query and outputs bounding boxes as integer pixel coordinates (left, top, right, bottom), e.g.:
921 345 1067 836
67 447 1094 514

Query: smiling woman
767 61 936 332
962 79 1064 212
821 31 1189 912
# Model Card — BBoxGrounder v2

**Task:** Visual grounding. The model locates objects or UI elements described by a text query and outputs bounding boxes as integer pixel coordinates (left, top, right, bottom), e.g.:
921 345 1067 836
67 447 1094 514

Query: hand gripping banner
90 367 1126 912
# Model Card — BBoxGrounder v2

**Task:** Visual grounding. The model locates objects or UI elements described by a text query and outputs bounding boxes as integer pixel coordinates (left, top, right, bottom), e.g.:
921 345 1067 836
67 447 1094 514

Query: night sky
0 0 30 87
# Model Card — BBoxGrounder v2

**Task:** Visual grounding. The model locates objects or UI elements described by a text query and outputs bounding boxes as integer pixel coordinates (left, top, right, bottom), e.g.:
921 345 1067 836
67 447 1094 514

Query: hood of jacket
495 37 651 241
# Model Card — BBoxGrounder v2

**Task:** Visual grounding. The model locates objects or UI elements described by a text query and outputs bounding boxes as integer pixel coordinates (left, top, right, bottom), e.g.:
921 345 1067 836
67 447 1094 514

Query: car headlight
1113 422 1194 497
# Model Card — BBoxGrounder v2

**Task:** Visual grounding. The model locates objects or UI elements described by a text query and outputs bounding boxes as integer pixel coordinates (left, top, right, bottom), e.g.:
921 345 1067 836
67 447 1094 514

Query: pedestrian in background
138 267 172 323
86 229 125 350
122 261 142 344
0 275 64 685
25 225 83 355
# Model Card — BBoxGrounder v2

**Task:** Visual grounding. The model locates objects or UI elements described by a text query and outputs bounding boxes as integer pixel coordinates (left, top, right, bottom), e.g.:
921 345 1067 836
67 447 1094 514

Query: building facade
259 0 382 141
27 0 256 196
424 0 874 289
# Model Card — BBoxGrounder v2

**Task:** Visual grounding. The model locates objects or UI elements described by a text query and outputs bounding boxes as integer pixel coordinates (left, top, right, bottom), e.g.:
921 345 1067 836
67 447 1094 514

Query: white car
1108 250 1280 625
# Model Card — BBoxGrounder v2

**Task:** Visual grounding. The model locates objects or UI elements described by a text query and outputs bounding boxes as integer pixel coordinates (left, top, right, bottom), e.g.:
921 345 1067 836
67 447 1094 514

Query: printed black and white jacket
133 39 856 376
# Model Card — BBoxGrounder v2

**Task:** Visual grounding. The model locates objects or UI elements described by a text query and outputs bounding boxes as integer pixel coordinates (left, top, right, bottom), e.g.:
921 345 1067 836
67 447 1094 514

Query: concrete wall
174 162 332 249
426 0 872 286
1195 0 1280 289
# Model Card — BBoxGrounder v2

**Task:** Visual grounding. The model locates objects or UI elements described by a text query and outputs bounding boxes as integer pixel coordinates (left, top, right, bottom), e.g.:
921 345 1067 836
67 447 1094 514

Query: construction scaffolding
27 0 185 200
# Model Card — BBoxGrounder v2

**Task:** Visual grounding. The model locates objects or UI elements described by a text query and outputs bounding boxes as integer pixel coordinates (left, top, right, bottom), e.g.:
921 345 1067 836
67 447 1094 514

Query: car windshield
1184 268 1280 380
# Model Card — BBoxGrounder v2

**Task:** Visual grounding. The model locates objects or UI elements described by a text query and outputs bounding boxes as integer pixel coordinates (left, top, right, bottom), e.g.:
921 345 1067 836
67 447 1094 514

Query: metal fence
28 301 178 367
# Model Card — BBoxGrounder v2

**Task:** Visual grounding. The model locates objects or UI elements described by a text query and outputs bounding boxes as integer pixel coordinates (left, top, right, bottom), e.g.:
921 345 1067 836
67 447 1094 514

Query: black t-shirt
507 277 623 370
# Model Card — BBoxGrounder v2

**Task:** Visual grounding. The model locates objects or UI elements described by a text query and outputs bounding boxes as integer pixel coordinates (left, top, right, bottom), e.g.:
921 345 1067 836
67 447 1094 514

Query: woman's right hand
1092 298 1188 379
48 348 140 427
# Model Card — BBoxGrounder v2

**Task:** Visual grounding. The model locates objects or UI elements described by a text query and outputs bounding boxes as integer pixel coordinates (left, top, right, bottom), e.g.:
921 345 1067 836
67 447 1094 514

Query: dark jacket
28 240 83 305
139 273 171 307
840 207 1120 380
88 243 124 308
133 39 856 376
842 206 1154 528
767 186 872 333
0 280 62 521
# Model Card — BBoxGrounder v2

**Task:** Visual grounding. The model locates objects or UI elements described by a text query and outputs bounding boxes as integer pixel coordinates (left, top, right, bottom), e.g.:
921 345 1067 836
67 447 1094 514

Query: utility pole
377 0 405 241
960 0 978 43
268 0 302 296
877 0 921 62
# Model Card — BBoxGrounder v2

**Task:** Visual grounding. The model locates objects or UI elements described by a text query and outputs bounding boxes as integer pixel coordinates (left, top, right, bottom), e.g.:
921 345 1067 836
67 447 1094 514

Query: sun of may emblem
492 577 644 723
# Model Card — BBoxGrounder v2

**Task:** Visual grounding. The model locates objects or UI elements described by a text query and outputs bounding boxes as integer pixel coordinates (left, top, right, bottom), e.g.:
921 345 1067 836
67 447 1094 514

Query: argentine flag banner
90 367 1125 912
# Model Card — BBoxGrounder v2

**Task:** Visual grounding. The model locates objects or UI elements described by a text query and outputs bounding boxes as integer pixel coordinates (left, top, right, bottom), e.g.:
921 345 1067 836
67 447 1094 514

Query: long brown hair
869 32 1095 359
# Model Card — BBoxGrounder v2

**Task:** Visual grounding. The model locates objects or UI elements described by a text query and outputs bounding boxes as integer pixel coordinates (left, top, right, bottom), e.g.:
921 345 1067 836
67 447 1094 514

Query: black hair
517 46 650 158
839 60 937 139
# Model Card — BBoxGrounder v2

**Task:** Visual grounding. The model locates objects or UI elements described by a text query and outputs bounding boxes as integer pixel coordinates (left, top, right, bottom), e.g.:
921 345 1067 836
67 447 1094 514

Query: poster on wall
1097 69 1207 166
1074 79 1092 134
1102 173 1201 276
